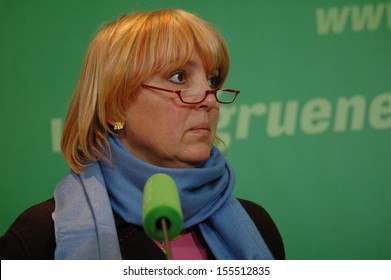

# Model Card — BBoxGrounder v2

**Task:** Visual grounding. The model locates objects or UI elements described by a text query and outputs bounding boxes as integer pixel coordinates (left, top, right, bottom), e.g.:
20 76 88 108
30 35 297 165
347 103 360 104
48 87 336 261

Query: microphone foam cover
142 173 183 242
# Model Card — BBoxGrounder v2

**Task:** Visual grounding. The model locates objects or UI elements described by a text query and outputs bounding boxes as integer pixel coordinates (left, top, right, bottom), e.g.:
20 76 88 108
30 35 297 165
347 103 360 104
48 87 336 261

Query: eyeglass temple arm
141 84 181 93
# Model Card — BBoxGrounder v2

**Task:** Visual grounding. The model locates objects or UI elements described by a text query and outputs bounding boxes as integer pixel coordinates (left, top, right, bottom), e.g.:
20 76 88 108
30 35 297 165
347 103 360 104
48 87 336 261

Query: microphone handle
161 218 173 260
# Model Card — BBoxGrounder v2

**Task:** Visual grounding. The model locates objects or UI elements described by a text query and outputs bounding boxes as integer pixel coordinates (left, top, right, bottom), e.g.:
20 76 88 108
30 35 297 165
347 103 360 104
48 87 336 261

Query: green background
1 0 390 259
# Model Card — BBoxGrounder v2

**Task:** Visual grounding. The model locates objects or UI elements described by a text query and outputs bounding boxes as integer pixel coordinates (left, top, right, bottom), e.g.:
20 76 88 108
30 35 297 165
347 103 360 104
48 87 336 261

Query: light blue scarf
53 136 273 259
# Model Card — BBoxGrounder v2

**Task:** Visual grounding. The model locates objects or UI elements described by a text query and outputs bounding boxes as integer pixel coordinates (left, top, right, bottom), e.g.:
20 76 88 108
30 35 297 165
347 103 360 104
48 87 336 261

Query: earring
113 121 124 130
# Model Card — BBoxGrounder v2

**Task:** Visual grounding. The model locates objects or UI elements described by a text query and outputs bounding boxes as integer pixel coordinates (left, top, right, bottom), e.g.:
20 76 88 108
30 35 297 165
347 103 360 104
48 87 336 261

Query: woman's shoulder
238 198 285 260
0 198 56 259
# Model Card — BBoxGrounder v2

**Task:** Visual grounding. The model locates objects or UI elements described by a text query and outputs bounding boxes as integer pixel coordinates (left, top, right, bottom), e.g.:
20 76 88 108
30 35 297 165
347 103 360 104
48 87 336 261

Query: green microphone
142 173 183 258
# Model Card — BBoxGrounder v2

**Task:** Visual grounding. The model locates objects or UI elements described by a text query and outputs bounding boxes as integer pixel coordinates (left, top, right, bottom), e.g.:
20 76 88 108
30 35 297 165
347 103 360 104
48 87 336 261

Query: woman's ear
106 113 125 131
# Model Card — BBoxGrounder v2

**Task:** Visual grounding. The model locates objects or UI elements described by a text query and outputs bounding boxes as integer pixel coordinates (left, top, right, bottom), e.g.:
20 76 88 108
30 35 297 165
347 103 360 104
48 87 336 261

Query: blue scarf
53 136 273 259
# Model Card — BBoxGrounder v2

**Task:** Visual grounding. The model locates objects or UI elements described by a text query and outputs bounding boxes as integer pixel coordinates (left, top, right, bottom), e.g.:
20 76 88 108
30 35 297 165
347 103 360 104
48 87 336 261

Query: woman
0 9 284 260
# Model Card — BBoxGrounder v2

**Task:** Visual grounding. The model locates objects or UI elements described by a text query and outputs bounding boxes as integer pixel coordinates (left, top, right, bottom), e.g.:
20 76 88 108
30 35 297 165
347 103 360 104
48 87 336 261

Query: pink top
154 231 208 260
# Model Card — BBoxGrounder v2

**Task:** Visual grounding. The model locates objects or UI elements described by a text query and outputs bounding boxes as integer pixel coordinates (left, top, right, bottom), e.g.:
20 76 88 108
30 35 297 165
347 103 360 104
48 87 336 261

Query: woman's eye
208 76 220 89
169 71 186 84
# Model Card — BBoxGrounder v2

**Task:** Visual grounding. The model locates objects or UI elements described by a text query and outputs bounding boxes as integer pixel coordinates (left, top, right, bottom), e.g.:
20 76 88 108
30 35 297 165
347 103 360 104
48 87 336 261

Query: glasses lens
179 89 237 104
180 89 205 103
216 90 236 103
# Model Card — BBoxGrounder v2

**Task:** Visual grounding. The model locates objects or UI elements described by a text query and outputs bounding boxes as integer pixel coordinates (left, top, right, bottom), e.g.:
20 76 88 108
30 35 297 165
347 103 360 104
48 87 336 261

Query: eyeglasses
141 84 240 104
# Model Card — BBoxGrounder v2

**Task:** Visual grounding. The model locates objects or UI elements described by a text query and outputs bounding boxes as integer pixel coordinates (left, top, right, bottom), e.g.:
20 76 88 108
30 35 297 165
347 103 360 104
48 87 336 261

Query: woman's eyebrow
183 59 200 69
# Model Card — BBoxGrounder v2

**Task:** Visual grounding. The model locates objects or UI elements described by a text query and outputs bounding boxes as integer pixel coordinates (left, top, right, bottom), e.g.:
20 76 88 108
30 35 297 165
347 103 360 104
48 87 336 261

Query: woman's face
118 52 220 168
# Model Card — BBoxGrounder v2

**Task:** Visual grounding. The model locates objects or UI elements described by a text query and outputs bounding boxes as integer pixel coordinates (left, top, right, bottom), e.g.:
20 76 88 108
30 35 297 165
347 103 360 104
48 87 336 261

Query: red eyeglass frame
141 84 240 104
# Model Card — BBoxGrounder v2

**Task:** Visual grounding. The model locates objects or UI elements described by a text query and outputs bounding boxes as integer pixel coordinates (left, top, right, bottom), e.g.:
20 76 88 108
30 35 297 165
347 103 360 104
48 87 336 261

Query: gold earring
113 121 124 130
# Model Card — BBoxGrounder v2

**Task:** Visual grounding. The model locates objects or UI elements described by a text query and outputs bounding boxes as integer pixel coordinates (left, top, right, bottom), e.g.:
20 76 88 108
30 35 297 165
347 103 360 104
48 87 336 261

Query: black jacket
0 198 285 260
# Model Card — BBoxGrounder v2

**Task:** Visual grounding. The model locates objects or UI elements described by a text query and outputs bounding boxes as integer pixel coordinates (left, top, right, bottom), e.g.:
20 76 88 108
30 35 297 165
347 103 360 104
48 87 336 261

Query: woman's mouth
188 123 210 136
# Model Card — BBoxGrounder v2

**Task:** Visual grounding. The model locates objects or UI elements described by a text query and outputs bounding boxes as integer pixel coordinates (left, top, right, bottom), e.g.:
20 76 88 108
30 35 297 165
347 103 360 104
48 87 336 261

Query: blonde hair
61 9 230 173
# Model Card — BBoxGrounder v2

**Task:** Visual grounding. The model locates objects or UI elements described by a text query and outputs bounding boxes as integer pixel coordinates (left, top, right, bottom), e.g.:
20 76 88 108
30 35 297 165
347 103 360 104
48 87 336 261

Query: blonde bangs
137 10 230 86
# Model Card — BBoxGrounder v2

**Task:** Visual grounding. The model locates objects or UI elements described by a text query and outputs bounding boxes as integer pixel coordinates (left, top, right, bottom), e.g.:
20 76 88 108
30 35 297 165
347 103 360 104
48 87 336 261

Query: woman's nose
196 90 218 110
194 76 218 109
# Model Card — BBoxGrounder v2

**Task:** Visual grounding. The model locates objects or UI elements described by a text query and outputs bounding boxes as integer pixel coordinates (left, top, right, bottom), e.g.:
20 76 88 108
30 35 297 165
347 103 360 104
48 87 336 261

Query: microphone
142 173 183 259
